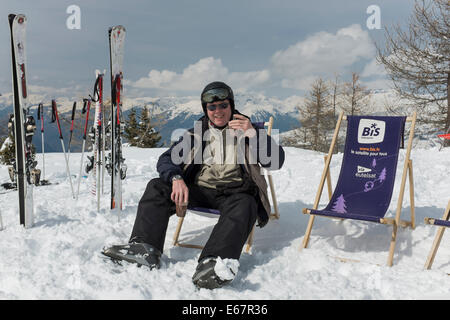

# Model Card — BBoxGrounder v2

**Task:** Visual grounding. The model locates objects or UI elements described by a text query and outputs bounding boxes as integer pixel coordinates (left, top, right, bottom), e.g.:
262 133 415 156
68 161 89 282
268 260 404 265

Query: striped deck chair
301 111 417 266
172 117 280 253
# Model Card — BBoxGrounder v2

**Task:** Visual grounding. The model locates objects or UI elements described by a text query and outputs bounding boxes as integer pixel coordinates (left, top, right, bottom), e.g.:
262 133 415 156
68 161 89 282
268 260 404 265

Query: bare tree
330 73 341 122
376 0 450 145
299 78 335 152
341 72 372 116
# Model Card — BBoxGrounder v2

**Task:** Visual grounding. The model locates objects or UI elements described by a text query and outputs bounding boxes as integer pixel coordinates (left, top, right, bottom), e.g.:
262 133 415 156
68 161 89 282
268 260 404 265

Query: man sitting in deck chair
102 81 285 289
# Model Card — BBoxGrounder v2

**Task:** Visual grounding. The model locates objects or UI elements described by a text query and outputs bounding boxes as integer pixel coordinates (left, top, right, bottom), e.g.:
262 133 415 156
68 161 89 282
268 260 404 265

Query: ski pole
75 98 91 200
96 73 103 211
51 99 75 199
67 101 76 163
37 103 46 182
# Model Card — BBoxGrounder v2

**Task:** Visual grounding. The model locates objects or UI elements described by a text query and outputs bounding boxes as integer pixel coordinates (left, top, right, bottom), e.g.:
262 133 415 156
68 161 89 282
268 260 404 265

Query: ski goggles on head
206 102 230 111
201 87 230 103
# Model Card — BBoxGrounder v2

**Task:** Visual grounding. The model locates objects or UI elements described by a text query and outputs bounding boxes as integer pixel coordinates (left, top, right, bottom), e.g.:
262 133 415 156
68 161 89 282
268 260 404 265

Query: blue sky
0 0 415 99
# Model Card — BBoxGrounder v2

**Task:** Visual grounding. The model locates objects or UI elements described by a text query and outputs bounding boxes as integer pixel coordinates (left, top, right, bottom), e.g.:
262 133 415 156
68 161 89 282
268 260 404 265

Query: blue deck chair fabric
310 116 406 223
432 219 450 227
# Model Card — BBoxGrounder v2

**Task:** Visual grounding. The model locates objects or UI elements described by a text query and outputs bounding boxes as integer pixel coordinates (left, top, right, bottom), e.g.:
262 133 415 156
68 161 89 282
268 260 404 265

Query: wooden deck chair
424 200 450 270
172 117 280 253
424 131 450 269
301 111 417 266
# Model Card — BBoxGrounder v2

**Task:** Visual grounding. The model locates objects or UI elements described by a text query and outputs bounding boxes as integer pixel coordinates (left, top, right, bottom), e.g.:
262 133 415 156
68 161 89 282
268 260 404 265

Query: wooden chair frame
172 116 280 253
300 111 417 267
424 201 450 270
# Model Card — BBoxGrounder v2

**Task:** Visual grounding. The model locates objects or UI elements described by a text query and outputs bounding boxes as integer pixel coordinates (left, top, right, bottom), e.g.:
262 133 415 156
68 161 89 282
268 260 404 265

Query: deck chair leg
300 112 344 251
387 113 416 267
324 155 333 201
408 160 415 228
172 216 185 246
424 226 447 270
387 222 398 267
301 215 316 250
424 200 450 270
245 224 255 253
267 174 280 219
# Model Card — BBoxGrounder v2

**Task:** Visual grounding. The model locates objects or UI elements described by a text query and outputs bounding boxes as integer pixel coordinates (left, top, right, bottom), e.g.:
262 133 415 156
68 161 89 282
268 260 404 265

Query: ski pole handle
82 99 91 139
51 99 63 139
38 103 44 133
70 101 76 131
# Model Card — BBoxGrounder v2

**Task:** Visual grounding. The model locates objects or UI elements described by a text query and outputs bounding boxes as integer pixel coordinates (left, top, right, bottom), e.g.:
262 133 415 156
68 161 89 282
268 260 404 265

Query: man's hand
229 114 256 137
171 179 189 206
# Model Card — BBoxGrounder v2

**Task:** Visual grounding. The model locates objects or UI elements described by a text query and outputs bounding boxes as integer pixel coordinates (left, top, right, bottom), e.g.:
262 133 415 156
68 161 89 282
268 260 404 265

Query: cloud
361 58 387 78
128 24 379 95
270 24 375 90
131 57 269 92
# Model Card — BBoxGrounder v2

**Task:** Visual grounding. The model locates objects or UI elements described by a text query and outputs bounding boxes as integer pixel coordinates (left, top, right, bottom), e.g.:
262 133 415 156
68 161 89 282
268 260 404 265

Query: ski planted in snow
37 102 50 185
8 13 40 227
108 25 127 213
87 71 104 212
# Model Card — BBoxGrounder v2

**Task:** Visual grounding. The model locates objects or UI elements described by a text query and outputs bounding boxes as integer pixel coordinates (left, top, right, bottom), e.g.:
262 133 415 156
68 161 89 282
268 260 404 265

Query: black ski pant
130 178 257 261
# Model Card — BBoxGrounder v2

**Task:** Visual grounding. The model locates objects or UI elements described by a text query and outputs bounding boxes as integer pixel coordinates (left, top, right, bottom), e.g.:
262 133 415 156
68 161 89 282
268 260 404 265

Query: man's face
206 99 232 127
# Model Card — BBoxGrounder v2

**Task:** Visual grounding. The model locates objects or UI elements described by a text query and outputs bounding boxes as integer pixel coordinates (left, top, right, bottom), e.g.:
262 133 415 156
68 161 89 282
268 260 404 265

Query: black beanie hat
201 81 235 114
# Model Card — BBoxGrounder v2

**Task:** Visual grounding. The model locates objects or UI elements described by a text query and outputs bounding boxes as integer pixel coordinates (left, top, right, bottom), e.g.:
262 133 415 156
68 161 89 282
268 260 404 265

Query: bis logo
358 119 386 144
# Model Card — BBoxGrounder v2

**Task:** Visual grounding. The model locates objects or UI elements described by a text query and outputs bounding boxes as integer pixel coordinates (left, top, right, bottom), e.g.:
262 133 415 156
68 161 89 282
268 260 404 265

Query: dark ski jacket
156 110 285 227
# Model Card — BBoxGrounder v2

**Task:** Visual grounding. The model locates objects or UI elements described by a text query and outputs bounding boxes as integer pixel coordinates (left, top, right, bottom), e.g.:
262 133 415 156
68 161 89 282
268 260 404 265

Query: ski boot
8 166 15 183
192 257 235 290
88 126 95 144
7 114 15 135
31 168 41 186
120 163 127 180
85 155 94 174
24 115 36 147
102 242 161 270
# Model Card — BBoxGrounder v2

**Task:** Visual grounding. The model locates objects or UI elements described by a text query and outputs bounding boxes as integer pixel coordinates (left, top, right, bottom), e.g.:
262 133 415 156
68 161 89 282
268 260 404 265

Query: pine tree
136 106 162 148
0 133 16 165
123 107 140 146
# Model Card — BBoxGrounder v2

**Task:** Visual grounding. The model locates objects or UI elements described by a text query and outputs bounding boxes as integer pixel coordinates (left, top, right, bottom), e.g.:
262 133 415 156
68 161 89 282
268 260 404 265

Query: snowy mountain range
0 89 444 152
0 91 304 152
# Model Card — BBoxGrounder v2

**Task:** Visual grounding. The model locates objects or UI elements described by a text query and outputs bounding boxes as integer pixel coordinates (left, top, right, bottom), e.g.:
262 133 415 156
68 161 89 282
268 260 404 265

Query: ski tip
109 25 126 33
17 15 26 24
9 14 26 24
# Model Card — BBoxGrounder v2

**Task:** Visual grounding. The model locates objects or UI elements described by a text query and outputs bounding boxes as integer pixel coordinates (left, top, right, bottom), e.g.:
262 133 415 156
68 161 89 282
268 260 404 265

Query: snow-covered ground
0 146 449 300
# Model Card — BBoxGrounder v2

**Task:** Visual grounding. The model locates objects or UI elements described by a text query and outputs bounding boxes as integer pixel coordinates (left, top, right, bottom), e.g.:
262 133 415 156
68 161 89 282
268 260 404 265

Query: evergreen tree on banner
332 194 347 213
378 167 387 182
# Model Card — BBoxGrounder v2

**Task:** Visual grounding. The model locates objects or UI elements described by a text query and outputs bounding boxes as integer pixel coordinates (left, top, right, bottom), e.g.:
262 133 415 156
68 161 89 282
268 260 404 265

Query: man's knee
221 193 258 220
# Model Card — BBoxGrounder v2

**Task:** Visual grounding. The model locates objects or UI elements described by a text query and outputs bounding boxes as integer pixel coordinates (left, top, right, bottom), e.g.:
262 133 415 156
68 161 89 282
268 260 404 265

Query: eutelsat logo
355 165 376 178
358 119 386 144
